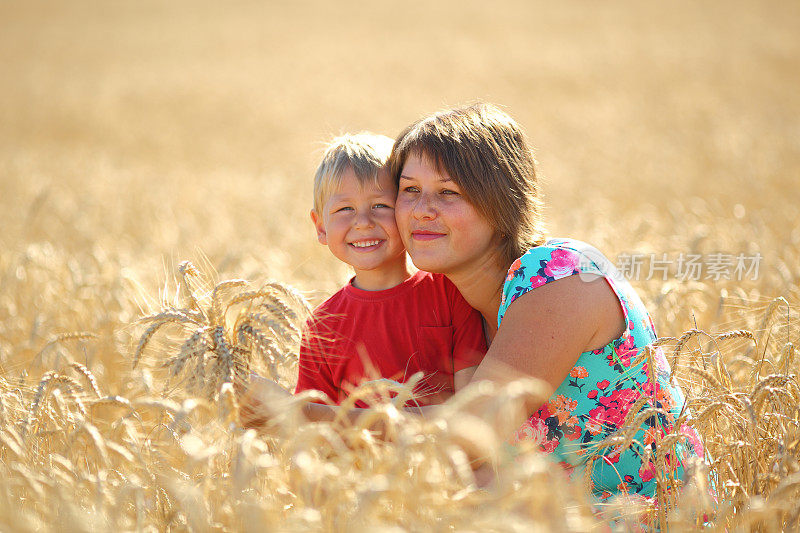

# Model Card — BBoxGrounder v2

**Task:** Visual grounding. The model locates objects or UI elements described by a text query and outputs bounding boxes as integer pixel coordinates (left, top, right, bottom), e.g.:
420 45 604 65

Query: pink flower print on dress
680 424 705 458
608 335 637 369
543 249 581 278
603 448 622 465
589 388 640 432
639 461 657 483
514 404 562 454
540 435 559 453
588 403 626 432
654 347 670 368
586 418 603 436
600 388 640 411
530 275 548 288
514 416 549 445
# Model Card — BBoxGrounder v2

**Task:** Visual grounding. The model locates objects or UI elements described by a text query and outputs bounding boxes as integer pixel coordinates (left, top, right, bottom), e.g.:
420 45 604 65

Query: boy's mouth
349 239 383 249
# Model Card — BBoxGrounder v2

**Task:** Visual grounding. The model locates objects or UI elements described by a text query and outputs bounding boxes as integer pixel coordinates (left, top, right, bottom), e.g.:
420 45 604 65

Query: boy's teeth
352 240 380 248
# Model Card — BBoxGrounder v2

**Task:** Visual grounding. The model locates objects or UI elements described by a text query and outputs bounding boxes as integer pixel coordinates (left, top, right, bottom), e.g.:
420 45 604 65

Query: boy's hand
240 374 292 429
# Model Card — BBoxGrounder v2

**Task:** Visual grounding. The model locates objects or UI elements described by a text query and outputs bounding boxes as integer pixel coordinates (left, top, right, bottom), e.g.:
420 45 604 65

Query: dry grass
1 0 799 530
1 263 798 530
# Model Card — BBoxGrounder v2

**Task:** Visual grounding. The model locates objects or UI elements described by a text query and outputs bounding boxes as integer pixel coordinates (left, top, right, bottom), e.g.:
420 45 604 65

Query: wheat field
1 0 799 530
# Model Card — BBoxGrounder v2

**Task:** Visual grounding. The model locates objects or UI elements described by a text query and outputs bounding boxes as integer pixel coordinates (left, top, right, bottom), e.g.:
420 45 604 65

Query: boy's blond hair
313 133 395 213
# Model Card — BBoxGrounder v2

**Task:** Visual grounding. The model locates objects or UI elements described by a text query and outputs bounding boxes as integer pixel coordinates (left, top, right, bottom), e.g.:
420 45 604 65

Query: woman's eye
401 186 419 193
442 189 459 195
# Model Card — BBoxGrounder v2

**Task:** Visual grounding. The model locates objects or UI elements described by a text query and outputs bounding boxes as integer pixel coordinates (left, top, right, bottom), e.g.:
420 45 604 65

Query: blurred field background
2 0 800 530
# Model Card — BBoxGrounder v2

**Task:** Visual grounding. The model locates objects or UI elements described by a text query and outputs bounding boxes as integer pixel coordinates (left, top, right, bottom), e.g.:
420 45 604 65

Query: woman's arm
454 365 478 391
240 374 375 428
244 272 617 437
467 274 625 436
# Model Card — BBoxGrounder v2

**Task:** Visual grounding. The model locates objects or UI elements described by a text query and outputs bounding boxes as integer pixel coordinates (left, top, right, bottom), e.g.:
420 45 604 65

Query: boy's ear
310 209 327 245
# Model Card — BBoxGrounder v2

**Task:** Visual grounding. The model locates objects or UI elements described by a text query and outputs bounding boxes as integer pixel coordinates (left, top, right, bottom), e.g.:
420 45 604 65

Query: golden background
2 2 800 529
3 1 797 293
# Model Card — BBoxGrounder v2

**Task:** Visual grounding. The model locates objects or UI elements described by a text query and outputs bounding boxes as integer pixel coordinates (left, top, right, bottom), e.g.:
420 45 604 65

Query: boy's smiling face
312 167 407 281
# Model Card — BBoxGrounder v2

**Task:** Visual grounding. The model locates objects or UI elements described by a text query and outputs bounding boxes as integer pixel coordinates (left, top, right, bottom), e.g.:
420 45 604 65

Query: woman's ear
310 209 327 245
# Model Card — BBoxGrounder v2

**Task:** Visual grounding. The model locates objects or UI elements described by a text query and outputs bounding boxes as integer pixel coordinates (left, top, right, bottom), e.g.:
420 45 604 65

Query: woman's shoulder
499 238 620 323
507 238 615 282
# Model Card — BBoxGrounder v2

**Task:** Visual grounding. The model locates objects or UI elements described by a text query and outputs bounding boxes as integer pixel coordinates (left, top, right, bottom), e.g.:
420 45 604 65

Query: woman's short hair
388 102 545 267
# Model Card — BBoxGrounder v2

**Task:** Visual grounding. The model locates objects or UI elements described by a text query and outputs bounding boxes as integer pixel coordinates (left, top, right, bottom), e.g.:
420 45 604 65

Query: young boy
294 133 486 407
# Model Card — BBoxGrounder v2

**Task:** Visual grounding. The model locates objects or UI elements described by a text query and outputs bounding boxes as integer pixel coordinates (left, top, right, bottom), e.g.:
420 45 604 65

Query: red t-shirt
294 271 487 407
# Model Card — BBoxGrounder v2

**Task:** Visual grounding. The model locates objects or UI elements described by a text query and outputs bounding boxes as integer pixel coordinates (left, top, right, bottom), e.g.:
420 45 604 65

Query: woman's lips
411 231 445 241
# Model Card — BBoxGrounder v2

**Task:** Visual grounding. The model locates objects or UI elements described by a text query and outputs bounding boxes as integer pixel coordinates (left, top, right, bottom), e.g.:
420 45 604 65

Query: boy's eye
373 203 392 209
334 206 353 213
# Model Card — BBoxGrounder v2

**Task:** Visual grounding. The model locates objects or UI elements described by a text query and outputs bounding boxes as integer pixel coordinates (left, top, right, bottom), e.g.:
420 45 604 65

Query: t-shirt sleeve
445 281 488 372
498 243 606 327
294 315 339 403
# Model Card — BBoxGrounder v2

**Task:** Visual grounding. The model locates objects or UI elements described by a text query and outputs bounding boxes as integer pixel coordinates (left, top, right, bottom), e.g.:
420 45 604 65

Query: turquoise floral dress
500 238 705 502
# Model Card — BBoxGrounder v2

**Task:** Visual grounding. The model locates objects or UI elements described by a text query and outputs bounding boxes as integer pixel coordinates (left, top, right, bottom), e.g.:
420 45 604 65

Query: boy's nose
354 211 375 229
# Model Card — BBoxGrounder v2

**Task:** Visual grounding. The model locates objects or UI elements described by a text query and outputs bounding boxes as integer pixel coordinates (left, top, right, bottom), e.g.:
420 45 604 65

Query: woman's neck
446 251 508 342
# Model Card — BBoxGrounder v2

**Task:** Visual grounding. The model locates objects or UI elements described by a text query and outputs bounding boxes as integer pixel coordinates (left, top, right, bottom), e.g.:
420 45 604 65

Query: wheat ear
34 332 98 365
133 313 197 369
67 362 102 398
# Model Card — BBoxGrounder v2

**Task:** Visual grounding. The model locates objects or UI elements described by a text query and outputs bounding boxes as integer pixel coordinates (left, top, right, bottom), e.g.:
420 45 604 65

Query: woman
388 103 705 503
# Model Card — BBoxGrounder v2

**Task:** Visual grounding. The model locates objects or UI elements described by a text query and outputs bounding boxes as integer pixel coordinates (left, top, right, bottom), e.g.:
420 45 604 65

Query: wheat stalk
67 362 102 398
33 332 98 366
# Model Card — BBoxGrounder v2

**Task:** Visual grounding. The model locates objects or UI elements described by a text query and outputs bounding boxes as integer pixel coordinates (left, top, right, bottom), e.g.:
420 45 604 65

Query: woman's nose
412 193 437 220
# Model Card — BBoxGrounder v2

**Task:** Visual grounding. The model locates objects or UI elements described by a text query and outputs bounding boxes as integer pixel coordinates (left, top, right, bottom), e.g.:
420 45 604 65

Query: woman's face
395 152 499 276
